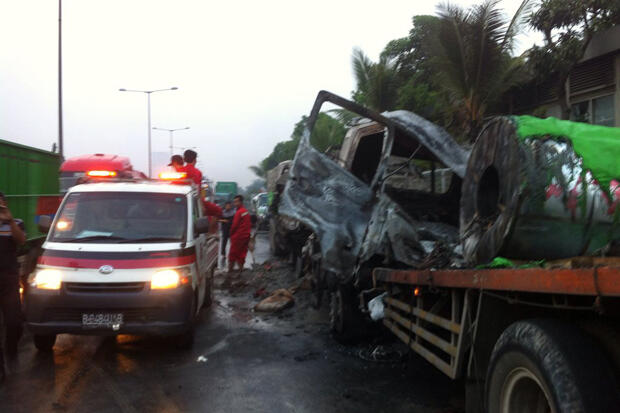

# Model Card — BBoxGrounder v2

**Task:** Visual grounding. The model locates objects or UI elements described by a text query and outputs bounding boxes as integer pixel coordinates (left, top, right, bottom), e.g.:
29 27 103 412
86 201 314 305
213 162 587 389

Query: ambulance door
192 194 208 305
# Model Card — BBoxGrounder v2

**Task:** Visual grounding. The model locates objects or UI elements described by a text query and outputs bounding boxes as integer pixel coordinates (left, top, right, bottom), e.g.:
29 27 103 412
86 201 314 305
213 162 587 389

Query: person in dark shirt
0 191 26 365
219 202 235 259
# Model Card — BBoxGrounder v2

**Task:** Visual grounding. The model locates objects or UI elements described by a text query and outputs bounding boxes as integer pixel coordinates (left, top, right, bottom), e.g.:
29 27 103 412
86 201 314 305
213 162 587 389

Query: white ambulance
25 172 219 351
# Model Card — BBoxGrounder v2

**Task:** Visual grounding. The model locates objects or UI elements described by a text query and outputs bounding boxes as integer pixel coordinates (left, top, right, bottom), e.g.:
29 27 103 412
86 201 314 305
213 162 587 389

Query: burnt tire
269 222 287 257
33 334 57 352
486 319 620 413
329 285 365 344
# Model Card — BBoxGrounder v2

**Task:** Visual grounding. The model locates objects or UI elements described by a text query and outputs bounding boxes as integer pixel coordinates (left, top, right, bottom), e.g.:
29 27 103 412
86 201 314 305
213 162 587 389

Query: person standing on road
228 195 252 274
0 192 26 363
219 202 235 260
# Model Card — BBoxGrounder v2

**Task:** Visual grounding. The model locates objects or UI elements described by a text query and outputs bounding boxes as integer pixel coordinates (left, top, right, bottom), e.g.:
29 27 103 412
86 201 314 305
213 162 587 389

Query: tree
528 0 620 119
378 15 450 124
248 165 267 179
350 48 400 112
432 0 533 140
249 113 346 178
243 178 266 199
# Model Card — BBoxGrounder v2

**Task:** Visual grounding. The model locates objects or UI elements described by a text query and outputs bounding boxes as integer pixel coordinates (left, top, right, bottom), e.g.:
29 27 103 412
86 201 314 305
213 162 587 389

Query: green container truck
214 181 238 206
0 139 61 267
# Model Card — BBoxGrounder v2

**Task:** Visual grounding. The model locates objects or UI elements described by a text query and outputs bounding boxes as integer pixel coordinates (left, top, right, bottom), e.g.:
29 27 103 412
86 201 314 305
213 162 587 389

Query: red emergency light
87 170 117 177
159 172 187 181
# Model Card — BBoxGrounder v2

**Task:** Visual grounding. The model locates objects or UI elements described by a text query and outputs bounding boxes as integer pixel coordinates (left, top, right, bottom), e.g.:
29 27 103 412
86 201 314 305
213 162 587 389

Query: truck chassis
372 262 620 412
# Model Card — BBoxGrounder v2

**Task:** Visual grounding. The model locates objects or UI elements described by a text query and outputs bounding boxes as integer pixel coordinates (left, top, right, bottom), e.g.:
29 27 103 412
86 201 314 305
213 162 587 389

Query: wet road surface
1 234 464 413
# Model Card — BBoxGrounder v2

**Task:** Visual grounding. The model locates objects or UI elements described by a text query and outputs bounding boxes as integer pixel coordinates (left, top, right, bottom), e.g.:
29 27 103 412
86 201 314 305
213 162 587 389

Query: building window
571 94 615 126
593 95 614 126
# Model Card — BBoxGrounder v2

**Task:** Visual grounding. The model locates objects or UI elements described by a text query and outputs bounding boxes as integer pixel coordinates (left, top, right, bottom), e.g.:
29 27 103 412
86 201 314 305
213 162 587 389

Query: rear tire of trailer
33 334 56 352
486 319 620 413
329 285 364 344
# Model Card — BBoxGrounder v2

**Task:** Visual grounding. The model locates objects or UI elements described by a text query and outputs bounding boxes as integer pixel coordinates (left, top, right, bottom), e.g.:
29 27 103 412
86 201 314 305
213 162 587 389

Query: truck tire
486 319 620 413
33 334 57 352
329 285 364 344
269 222 287 257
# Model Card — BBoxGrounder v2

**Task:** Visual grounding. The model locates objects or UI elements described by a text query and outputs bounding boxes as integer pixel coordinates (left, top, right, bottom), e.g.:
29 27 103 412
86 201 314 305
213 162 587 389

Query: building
510 25 620 127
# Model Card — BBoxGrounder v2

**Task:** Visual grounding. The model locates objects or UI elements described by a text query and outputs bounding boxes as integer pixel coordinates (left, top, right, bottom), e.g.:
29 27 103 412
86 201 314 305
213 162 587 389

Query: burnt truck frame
281 91 620 412
280 91 469 330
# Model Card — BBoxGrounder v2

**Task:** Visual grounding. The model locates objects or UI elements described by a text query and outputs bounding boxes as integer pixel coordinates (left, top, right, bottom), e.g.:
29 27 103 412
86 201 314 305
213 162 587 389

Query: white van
25 176 219 351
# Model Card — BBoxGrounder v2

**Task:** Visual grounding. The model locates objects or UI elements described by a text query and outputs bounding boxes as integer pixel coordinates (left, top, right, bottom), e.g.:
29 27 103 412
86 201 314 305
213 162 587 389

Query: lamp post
118 87 178 177
152 126 190 156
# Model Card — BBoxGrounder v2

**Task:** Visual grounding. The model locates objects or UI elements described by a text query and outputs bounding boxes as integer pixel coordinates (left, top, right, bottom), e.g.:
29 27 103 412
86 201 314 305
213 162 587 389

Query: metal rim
500 366 555 413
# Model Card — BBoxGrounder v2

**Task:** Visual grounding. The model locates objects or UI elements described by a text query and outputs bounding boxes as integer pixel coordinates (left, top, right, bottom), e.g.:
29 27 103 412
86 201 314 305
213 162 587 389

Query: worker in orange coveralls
228 195 252 274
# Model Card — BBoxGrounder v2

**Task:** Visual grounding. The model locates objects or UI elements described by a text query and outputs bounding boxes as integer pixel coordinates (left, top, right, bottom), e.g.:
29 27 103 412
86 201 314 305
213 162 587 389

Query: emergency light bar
159 172 187 180
87 170 117 177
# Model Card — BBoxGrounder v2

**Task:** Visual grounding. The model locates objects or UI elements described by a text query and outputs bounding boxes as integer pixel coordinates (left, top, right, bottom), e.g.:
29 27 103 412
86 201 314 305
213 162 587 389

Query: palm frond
352 48 372 93
501 0 537 52
248 165 266 178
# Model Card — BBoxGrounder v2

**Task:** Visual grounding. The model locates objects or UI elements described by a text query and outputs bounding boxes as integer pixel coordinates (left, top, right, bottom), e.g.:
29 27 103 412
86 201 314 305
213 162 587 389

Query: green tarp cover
514 115 620 190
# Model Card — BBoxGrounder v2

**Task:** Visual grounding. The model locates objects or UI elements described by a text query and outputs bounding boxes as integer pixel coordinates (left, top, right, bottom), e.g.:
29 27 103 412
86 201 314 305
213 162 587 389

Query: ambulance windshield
49 192 187 243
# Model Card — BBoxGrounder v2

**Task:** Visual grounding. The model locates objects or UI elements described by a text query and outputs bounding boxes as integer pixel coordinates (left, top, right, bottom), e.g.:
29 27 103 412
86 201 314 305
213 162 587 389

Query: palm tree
434 0 533 140
248 165 266 178
350 47 401 112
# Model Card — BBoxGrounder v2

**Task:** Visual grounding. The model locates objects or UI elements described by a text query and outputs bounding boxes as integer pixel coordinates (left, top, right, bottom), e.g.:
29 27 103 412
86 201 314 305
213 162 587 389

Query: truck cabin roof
307 91 469 178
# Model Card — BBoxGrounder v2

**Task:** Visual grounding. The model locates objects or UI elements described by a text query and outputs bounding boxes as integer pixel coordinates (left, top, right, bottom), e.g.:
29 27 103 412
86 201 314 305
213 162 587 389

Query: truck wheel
486 319 620 413
329 285 364 344
269 223 286 257
33 334 57 352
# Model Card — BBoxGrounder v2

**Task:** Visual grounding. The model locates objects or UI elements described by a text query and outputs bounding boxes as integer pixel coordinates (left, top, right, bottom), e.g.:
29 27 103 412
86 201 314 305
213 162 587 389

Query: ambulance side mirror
38 215 52 233
194 217 210 235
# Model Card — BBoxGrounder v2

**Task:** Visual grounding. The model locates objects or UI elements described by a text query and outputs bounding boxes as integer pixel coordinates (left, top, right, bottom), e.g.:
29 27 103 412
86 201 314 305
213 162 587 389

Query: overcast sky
0 0 540 187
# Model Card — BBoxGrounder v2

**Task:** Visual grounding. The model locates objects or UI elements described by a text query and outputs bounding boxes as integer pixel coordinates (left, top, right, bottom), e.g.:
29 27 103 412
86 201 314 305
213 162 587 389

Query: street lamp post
118 87 178 177
152 126 190 156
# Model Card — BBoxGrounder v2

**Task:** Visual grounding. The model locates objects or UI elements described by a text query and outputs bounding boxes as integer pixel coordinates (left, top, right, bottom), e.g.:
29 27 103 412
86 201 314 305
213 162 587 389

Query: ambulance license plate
82 313 123 328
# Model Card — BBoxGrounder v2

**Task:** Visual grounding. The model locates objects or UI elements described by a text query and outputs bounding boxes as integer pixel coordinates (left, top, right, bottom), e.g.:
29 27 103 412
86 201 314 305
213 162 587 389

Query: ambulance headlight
32 269 62 290
152 268 193 290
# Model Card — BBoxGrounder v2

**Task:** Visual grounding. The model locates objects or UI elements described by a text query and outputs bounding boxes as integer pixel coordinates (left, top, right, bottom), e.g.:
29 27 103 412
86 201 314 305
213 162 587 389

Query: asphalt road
0 234 464 413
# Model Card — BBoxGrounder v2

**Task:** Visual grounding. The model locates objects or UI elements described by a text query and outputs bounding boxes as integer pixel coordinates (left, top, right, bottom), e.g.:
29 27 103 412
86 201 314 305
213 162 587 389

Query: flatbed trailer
372 262 620 412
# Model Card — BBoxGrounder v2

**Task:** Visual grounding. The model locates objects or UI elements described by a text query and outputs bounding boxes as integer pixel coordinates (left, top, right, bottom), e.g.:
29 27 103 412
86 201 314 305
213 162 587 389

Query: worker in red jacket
228 195 252 273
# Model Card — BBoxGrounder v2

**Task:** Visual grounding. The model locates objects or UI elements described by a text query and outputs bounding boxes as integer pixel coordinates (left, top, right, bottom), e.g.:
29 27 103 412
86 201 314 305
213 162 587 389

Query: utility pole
152 126 191 156
118 87 178 177
58 0 64 158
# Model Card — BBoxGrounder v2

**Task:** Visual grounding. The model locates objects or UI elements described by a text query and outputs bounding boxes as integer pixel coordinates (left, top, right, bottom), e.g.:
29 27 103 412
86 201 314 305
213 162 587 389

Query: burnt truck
267 160 310 274
280 90 620 413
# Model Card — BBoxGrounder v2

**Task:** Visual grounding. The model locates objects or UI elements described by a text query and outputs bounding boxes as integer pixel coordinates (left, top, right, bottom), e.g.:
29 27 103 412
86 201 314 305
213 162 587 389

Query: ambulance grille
64 282 146 293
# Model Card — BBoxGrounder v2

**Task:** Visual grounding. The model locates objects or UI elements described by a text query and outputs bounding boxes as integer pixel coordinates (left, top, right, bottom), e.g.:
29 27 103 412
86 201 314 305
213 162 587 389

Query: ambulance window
193 196 201 220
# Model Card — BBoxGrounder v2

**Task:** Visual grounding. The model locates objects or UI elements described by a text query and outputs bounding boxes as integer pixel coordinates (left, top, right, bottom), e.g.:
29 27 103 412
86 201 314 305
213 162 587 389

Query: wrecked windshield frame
49 192 188 243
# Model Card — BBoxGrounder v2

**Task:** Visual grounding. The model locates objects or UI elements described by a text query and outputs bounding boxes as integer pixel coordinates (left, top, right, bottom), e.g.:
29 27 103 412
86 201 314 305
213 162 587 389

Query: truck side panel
0 139 61 240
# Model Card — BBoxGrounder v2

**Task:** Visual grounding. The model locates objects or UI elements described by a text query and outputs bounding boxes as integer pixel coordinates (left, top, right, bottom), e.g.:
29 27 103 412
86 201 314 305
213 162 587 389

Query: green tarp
514 115 620 191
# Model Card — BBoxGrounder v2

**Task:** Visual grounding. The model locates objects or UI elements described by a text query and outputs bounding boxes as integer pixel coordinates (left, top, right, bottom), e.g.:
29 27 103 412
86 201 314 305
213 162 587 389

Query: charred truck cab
25 173 218 351
280 91 469 339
